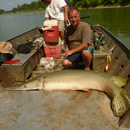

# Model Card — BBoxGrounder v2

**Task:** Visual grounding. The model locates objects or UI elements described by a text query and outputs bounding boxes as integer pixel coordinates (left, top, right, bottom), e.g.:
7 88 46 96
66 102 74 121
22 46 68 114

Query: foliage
0 0 129 14
70 0 129 7
0 9 5 14
0 0 46 14
11 0 46 13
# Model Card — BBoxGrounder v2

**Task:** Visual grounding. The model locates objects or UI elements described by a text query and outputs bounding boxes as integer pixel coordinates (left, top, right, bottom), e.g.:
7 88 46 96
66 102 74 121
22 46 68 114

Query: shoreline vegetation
88 4 130 9
0 0 130 15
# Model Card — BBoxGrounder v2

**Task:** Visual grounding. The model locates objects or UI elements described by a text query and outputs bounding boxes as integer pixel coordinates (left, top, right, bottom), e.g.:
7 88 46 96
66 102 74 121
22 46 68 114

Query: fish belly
44 70 107 91
44 81 90 91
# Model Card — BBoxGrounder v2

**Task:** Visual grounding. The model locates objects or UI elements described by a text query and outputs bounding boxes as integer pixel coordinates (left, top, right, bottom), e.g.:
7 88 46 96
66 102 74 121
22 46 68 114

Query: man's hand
65 49 73 56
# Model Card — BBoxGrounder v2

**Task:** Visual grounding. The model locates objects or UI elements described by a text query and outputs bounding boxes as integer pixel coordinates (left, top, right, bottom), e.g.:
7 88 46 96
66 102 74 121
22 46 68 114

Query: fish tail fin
112 76 127 87
112 89 130 117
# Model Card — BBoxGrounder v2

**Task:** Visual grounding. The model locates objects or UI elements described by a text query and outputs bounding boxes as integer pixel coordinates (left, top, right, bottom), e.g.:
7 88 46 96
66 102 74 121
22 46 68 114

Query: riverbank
77 3 130 10
1 3 130 15
0 9 45 15
88 4 130 9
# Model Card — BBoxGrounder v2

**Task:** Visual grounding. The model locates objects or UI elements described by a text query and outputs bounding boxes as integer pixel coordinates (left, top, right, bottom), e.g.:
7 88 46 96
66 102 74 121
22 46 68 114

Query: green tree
12 8 18 13
2 0 129 14
81 0 91 8
0 9 5 14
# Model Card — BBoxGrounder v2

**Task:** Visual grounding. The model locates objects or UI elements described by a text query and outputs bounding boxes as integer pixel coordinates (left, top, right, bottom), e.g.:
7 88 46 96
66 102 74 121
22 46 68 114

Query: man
42 0 68 44
62 7 93 70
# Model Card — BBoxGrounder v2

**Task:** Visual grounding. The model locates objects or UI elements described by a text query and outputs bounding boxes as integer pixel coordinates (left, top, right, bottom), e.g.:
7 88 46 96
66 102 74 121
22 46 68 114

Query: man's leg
81 48 93 70
58 21 65 51
59 31 64 41
62 59 79 68
58 21 65 42
62 52 81 68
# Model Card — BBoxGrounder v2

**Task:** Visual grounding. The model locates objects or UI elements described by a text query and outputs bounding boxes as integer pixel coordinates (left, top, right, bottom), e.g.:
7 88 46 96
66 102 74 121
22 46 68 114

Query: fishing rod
81 16 90 19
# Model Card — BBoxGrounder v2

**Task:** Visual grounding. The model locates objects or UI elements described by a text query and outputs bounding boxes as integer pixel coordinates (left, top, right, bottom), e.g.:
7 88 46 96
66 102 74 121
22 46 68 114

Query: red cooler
43 20 59 43
43 20 61 59
44 46 61 59
44 40 61 59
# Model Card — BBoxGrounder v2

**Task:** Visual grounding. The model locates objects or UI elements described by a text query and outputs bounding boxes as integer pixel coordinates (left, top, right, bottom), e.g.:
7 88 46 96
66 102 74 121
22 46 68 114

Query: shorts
65 47 93 63
58 20 65 32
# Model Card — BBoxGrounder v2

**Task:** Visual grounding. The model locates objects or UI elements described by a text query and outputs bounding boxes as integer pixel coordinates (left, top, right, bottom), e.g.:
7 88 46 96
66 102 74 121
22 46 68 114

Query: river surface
0 7 130 49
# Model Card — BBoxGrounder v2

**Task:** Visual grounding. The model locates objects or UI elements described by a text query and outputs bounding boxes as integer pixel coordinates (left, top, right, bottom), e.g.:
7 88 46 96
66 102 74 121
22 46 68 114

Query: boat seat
78 50 107 72
92 50 107 72
2 45 44 82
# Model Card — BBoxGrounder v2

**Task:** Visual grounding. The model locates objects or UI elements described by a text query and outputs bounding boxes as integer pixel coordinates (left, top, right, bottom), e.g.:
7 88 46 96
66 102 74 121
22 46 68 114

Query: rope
40 55 66 96
43 54 66 78
99 45 111 71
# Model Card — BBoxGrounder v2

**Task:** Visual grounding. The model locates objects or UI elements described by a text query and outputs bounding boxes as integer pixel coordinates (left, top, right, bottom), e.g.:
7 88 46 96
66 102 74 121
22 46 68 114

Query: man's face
69 10 81 27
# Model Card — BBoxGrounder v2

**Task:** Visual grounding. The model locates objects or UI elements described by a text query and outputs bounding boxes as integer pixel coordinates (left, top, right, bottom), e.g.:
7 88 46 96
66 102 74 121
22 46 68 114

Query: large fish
9 70 130 117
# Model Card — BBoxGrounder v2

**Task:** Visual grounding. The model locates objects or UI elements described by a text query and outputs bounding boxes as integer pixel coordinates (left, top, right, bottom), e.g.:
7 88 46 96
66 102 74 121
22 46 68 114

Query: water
0 8 130 48
0 12 45 41
80 7 130 48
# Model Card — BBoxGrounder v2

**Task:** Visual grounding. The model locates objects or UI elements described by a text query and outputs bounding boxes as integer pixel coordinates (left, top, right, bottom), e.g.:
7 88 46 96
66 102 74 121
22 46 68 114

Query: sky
0 0 38 11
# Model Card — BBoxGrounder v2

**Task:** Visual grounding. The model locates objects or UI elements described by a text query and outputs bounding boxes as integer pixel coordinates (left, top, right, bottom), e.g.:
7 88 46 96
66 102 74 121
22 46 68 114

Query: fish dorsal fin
112 76 127 88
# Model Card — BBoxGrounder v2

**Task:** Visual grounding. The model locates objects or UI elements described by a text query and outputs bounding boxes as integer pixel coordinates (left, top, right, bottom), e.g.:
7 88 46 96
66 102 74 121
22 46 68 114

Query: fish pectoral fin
112 89 130 117
41 87 51 96
112 76 127 88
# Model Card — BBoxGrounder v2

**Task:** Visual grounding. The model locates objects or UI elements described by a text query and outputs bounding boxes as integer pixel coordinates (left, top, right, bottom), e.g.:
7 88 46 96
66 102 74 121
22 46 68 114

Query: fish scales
44 70 114 92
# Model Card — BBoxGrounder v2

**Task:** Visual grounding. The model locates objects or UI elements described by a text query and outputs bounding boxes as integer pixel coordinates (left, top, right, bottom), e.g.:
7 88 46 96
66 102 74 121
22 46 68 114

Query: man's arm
63 5 68 22
66 43 89 56
45 6 50 20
